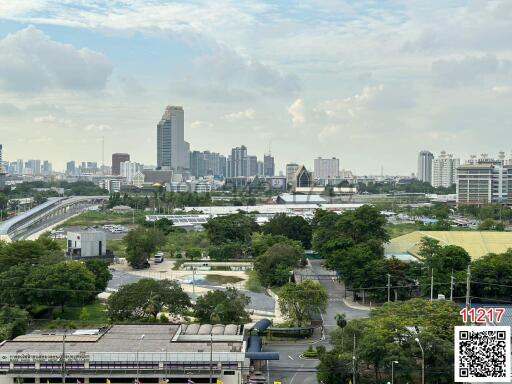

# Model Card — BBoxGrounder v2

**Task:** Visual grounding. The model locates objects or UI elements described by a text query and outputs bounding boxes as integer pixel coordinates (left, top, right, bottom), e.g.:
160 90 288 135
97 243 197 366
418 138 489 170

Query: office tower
432 151 460 188
257 161 264 176
314 157 340 180
417 150 434 184
247 155 258 177
120 161 144 184
16 159 23 175
66 161 76 176
0 144 4 173
112 153 130 175
157 105 189 171
190 151 225 178
42 160 52 176
26 159 41 175
230 145 248 177
263 155 275 177
457 155 511 205
286 163 299 185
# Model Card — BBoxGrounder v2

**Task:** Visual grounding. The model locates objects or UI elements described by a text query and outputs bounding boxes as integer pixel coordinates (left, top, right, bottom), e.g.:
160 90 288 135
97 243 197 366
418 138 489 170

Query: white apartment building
432 151 460 188
285 163 299 186
314 157 340 183
120 161 144 184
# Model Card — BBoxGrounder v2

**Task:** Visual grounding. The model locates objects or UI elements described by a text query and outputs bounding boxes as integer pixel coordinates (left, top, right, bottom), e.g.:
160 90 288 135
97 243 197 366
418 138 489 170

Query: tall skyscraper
0 144 4 173
263 155 275 177
417 150 434 184
112 153 130 175
190 151 225 177
230 145 248 177
26 160 41 175
247 155 258 177
157 105 190 171
42 160 53 176
66 161 76 176
314 157 340 180
432 151 459 188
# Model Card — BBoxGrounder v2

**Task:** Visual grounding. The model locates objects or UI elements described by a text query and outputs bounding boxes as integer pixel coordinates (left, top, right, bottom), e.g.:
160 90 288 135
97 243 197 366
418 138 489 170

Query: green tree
278 280 328 326
124 227 166 269
262 213 312 248
0 264 32 305
203 213 259 245
25 262 97 311
0 238 63 271
194 287 250 324
251 232 304 257
317 351 353 384
208 243 244 261
108 279 191 321
336 205 390 244
145 218 175 235
84 259 112 292
0 306 30 342
472 249 512 298
254 243 302 287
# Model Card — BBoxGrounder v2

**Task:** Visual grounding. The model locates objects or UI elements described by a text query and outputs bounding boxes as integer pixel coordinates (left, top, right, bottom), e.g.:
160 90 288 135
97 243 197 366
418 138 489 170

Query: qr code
455 326 511 382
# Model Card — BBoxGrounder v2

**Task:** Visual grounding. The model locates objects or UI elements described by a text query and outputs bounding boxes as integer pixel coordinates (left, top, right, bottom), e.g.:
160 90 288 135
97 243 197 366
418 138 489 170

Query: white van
154 252 164 263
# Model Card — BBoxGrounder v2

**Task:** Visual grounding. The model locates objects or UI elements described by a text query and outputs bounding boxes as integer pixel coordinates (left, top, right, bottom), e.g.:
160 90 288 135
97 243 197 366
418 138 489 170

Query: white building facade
432 151 460 188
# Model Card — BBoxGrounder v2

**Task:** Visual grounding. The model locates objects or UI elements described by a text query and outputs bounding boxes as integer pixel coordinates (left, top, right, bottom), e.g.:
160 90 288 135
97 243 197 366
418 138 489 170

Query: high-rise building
457 155 511 205
314 157 340 180
66 161 76 176
286 163 299 185
417 150 434 184
16 159 23 175
229 146 248 177
247 155 258 177
112 153 130 175
263 155 275 177
157 105 190 171
42 160 53 176
190 151 225 178
432 151 459 188
120 161 144 184
26 160 41 175
257 161 264 176
0 144 4 174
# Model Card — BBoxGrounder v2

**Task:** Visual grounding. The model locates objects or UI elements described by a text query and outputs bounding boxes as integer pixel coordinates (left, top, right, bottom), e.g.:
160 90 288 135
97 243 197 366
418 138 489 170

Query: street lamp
415 338 424 384
136 334 145 384
391 360 399 384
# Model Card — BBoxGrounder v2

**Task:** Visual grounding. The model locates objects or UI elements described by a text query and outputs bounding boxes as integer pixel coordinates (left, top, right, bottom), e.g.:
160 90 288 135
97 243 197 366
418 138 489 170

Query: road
266 259 369 384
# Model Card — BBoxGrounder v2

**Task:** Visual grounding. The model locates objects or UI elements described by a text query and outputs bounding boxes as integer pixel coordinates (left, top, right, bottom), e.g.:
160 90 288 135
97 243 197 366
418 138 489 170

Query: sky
0 0 512 175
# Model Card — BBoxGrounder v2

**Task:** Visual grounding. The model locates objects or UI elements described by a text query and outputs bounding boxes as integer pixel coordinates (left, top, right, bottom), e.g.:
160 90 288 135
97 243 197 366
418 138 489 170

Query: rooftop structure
385 231 512 260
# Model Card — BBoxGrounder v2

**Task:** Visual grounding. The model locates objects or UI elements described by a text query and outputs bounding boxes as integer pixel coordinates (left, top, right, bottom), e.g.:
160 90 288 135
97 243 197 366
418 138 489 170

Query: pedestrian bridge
0 195 108 242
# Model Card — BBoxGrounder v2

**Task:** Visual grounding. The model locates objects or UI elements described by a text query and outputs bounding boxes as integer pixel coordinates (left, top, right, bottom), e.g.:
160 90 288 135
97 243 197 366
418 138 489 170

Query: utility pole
387 274 391 303
450 274 455 301
61 330 66 384
209 332 213 384
430 268 434 301
465 265 471 325
352 334 356 384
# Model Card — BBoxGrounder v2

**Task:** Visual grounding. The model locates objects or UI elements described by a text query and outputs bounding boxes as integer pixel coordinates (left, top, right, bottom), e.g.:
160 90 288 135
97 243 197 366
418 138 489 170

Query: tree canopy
278 280 328 326
108 279 191 321
261 213 312 248
124 227 166 269
254 242 302 287
203 213 259 245
194 287 250 324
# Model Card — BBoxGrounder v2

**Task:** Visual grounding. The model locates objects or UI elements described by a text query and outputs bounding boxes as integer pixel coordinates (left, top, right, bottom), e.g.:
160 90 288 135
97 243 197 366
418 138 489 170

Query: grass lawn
46 300 110 329
245 270 264 292
57 211 145 227
386 223 421 239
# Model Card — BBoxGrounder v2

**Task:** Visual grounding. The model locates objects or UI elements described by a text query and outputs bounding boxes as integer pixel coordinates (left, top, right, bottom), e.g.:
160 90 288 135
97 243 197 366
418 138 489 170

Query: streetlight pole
136 334 145 384
391 360 398 384
415 338 424 384
352 334 356 384
209 332 213 384
430 268 434 301
387 274 391 303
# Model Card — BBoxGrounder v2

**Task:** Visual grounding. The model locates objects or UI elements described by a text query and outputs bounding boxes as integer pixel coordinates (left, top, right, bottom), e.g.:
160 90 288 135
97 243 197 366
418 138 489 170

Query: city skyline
1 2 512 174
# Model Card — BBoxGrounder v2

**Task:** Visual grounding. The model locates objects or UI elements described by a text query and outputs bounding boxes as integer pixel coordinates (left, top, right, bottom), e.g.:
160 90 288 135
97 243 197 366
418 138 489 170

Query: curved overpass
0 196 108 242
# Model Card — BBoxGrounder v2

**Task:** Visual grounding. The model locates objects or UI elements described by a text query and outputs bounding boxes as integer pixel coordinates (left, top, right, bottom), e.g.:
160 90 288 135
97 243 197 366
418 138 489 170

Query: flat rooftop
0 324 243 354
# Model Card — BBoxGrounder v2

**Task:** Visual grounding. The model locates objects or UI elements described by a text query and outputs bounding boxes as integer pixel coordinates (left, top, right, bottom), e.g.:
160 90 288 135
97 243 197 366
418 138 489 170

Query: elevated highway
0 195 108 242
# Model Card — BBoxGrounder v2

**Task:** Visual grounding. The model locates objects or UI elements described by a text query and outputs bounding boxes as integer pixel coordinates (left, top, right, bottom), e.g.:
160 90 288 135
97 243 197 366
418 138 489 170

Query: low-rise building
0 324 254 384
66 230 107 258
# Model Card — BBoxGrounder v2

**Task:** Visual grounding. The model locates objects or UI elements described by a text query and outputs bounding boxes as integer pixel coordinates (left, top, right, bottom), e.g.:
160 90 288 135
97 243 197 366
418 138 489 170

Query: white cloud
318 85 384 119
224 109 256 122
34 114 71 126
492 85 512 95
0 26 112 92
318 125 339 142
84 123 112 133
287 99 305 126
190 121 214 129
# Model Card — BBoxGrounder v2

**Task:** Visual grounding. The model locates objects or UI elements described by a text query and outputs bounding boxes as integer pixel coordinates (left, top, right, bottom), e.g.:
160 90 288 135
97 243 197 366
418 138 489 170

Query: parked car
154 252 164 263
